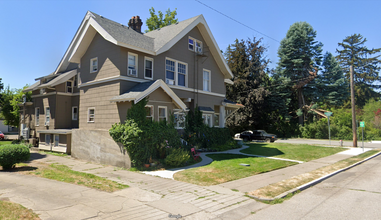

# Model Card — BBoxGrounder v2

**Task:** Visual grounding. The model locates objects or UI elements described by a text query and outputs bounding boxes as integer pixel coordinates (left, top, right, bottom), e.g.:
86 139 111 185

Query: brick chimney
128 16 143 33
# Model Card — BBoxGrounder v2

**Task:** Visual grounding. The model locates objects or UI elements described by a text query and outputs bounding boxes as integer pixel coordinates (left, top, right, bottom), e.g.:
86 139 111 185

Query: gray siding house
24 11 242 168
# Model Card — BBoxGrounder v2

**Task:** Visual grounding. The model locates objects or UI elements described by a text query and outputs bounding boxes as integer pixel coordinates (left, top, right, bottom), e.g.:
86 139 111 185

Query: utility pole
350 65 357 147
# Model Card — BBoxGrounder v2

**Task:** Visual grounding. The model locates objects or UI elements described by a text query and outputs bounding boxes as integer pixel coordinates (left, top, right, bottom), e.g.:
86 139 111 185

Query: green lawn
173 154 297 186
0 141 12 146
240 143 346 162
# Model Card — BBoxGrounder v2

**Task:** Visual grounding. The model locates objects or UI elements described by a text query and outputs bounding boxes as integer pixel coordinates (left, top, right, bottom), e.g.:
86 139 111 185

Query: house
23 11 242 168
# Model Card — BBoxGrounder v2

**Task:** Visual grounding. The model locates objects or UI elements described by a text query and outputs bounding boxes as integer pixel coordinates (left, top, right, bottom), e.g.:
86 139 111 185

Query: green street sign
360 121 365 127
324 112 333 117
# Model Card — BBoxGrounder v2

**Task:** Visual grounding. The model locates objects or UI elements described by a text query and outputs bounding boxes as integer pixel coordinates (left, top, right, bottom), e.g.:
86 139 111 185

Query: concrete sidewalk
0 146 377 220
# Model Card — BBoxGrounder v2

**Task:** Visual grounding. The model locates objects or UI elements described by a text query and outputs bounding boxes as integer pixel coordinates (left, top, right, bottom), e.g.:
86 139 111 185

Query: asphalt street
245 154 381 220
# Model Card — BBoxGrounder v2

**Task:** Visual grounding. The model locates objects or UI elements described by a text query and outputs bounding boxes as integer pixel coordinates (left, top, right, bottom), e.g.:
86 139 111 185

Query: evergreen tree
336 34 381 107
145 7 178 32
316 52 349 107
276 22 323 124
225 38 273 131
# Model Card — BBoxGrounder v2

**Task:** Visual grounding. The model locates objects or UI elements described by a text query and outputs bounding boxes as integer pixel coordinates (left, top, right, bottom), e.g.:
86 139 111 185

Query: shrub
164 148 190 167
0 144 30 170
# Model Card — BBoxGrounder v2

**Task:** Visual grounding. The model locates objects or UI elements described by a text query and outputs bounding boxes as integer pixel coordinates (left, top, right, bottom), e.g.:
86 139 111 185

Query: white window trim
189 36 202 53
188 37 195 51
202 113 213 127
45 107 50 126
87 107 95 123
72 106 78 121
66 80 73 93
90 57 98 73
165 57 188 87
144 57 154 80
203 69 211 92
35 107 40 126
214 113 219 127
158 106 167 122
127 52 138 77
145 105 154 120
174 112 186 129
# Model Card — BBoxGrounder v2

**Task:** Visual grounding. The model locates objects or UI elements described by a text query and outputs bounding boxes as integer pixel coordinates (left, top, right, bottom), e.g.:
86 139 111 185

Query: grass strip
174 154 297 186
19 162 128 192
249 149 381 199
241 143 346 162
0 200 40 220
0 141 13 146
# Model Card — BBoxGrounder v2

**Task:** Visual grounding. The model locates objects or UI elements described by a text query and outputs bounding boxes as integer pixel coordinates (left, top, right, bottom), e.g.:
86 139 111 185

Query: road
276 138 381 148
244 154 381 220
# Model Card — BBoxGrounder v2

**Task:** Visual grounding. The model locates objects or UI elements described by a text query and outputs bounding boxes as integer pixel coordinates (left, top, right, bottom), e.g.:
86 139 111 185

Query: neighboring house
23 11 242 167
0 118 17 133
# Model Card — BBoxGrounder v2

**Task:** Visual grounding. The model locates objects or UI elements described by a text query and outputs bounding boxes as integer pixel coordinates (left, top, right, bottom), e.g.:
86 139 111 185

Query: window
203 69 211 92
72 106 78 121
74 75 78 87
174 112 186 129
90 57 98 73
54 135 59 147
214 114 219 127
165 58 187 87
188 37 202 53
45 134 51 146
45 107 50 126
188 37 194 51
35 107 40 126
88 108 95 122
145 105 153 121
128 53 138 77
202 114 212 127
66 81 73 93
158 106 167 122
144 57 153 79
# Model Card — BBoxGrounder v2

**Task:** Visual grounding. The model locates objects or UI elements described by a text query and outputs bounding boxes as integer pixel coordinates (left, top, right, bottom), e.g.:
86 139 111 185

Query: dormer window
188 37 202 54
90 57 98 73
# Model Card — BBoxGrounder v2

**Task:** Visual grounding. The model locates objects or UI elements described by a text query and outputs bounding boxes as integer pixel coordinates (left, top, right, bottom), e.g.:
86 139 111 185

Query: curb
249 150 381 202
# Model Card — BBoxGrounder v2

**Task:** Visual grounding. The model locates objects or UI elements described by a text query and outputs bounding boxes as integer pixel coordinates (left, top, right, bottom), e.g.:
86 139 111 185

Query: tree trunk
350 65 357 147
298 89 304 125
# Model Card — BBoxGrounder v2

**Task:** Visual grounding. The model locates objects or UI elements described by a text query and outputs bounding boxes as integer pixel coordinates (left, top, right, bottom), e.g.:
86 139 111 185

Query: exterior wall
71 129 131 168
79 81 121 130
55 95 72 129
33 95 56 131
80 33 121 84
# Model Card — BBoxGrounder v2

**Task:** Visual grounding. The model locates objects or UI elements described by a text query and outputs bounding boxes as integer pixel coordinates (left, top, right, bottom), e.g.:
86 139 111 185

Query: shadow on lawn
243 143 285 157
206 153 258 161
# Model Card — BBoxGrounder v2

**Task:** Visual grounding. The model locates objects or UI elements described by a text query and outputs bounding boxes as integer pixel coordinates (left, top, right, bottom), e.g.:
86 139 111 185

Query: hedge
0 144 30 170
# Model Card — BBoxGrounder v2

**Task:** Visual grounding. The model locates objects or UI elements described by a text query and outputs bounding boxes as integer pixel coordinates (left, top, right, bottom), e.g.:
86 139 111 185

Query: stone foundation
71 129 131 168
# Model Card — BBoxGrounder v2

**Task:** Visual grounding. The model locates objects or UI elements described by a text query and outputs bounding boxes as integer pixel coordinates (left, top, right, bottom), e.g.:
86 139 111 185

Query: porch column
219 105 225 128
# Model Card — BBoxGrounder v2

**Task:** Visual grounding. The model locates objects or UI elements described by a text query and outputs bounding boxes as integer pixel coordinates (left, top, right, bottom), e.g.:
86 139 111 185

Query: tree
336 34 381 107
145 7 178 32
225 38 272 132
276 22 323 124
0 86 31 127
315 52 349 107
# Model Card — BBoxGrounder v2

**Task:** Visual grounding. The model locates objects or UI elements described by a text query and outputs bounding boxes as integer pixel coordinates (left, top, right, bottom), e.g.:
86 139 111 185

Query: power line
195 0 280 43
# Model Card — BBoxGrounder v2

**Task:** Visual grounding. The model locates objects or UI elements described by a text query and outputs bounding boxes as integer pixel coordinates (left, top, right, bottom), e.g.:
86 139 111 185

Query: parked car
239 130 277 142
0 131 4 141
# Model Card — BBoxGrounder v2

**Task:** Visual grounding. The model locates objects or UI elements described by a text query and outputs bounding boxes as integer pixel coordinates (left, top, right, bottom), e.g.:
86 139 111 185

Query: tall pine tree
276 22 323 124
315 52 349 107
336 34 381 107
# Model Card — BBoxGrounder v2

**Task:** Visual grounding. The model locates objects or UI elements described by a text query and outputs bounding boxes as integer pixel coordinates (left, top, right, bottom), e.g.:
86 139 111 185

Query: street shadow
0 165 38 172
28 152 47 161
243 143 284 157
205 153 258 161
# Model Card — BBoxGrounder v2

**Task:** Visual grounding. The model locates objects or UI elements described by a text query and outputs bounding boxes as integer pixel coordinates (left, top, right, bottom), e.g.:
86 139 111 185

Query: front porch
37 129 72 154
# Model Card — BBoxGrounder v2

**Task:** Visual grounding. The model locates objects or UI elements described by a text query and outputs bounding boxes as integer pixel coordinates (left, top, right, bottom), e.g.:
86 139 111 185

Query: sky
0 0 380 89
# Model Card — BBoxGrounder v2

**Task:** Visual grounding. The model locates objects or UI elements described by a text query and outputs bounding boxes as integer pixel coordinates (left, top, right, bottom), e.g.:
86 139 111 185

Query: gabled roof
110 79 187 110
24 69 77 92
58 11 233 79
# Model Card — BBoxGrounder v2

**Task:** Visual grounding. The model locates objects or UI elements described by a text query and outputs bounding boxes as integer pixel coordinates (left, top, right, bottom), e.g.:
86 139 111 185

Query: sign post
324 112 333 145
360 121 365 152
